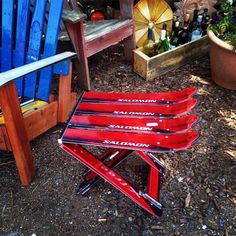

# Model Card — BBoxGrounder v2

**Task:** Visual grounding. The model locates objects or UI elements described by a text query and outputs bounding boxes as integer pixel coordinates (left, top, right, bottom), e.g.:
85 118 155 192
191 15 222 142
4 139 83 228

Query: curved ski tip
187 114 200 125
186 87 197 96
187 131 200 143
188 98 198 109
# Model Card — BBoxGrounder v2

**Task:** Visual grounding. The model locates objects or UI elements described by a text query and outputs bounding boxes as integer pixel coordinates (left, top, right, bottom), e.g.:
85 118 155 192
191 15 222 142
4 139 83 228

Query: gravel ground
0 44 235 236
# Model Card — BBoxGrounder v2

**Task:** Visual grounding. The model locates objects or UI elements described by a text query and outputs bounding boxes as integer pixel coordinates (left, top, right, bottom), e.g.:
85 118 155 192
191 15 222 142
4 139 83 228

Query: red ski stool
58 87 200 217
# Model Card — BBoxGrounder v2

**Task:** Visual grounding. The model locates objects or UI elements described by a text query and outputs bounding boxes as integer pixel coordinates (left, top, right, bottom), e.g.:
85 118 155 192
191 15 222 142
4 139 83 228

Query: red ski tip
187 114 199 126
81 87 197 104
76 98 198 118
186 132 200 143
69 114 199 133
185 87 197 96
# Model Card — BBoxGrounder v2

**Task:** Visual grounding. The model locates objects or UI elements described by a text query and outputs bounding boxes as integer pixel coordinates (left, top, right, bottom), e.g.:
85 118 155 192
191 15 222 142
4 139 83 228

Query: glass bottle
177 25 189 45
155 23 170 54
178 14 190 45
169 21 180 49
142 24 155 57
192 9 199 22
172 15 178 31
183 13 190 29
202 8 210 35
189 9 199 33
191 15 203 41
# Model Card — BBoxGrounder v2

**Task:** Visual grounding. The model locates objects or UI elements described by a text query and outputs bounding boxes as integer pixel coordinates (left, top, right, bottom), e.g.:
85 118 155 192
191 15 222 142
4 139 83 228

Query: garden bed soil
0 44 236 236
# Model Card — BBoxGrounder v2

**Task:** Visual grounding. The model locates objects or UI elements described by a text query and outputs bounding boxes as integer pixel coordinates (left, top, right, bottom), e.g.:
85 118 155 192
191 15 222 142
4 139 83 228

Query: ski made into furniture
59 87 200 217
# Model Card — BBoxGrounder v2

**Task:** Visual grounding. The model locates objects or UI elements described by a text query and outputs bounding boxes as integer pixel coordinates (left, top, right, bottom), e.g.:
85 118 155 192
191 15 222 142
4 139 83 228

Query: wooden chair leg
123 34 136 61
0 82 35 186
119 0 136 61
77 55 90 91
64 21 91 90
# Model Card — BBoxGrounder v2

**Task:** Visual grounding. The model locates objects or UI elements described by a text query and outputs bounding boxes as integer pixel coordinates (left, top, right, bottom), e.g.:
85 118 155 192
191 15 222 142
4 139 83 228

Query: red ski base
59 88 200 218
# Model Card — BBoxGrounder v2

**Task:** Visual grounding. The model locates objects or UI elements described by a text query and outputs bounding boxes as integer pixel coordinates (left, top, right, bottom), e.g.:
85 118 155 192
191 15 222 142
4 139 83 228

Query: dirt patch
0 44 235 236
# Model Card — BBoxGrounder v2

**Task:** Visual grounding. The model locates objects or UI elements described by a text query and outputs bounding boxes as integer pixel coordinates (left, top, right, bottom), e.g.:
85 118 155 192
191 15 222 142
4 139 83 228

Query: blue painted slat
1 0 14 72
14 0 31 96
53 60 70 75
24 0 47 99
38 0 64 101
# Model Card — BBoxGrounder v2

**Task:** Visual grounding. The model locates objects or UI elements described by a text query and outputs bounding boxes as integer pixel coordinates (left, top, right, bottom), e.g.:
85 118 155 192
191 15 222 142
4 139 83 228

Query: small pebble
98 218 108 222
121 223 126 229
202 225 207 230
142 230 153 236
151 225 163 230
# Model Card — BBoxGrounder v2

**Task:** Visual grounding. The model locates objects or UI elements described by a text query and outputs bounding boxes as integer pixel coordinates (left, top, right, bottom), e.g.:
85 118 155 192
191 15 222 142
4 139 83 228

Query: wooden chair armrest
62 9 87 23
0 52 76 87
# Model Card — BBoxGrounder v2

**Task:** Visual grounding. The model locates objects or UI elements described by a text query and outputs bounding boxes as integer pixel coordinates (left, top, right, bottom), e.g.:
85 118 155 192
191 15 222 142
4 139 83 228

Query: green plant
210 0 236 50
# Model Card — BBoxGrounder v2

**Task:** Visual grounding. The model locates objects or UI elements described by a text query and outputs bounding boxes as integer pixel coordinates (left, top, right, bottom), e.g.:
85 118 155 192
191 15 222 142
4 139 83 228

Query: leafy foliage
210 0 236 50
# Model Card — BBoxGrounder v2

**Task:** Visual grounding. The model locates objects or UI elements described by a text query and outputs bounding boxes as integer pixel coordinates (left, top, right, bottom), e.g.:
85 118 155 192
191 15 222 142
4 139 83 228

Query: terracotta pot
207 30 236 90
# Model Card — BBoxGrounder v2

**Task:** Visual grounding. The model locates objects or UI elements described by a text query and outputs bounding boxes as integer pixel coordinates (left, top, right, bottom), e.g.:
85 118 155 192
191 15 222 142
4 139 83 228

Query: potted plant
207 0 236 89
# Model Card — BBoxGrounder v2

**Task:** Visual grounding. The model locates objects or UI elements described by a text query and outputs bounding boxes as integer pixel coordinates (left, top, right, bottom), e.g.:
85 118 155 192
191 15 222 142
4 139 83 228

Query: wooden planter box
133 35 209 81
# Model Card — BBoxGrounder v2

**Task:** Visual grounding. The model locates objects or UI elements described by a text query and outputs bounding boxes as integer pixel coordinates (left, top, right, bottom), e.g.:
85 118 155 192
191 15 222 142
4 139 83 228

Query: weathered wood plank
133 36 209 81
84 20 120 37
62 9 86 23
85 19 133 42
86 21 134 57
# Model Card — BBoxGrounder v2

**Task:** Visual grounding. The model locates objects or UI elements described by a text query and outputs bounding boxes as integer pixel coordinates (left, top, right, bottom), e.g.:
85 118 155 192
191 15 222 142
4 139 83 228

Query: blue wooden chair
0 0 77 185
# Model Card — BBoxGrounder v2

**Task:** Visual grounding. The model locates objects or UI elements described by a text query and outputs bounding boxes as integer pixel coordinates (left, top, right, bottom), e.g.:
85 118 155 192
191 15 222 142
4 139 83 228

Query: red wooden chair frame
62 0 136 90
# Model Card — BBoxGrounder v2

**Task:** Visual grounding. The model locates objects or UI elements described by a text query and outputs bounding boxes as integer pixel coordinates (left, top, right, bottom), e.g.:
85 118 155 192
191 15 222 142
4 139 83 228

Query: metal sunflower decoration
134 0 173 47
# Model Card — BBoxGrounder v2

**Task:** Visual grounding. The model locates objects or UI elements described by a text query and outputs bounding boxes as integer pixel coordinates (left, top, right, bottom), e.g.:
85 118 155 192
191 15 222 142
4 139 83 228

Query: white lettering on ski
103 140 150 148
118 99 157 103
99 165 141 198
113 111 155 116
108 125 153 131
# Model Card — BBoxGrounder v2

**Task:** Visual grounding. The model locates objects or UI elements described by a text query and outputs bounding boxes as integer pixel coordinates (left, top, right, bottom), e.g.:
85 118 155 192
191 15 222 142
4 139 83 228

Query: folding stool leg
79 150 165 201
61 143 162 217
135 151 165 176
78 148 132 195
81 148 121 178
148 167 160 200
134 151 165 204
